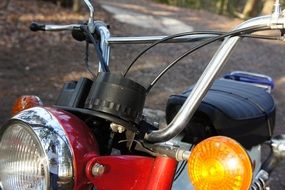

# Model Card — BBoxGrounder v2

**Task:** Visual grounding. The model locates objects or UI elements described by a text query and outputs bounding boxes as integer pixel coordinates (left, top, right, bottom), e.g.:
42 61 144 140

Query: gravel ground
1 0 285 189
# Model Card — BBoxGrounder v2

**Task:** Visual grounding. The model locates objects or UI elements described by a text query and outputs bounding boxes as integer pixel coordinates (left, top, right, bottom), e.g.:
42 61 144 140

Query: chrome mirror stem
83 0 95 33
273 0 282 16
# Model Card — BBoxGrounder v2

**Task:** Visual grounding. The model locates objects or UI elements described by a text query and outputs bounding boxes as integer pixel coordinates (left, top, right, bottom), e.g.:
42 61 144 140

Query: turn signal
187 136 252 190
12 95 43 116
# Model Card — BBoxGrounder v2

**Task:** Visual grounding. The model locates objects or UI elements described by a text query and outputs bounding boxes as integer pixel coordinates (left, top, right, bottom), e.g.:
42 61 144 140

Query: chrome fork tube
145 14 285 142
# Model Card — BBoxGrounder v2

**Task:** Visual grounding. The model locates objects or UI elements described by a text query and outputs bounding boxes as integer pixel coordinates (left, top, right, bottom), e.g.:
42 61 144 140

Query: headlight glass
0 123 49 190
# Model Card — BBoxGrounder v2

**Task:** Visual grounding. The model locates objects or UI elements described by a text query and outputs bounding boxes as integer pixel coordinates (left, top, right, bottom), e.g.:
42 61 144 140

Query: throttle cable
146 25 269 93
81 25 110 72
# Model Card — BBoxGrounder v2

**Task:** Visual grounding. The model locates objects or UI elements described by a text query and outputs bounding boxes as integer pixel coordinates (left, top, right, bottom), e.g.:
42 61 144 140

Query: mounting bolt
110 123 125 133
92 163 105 177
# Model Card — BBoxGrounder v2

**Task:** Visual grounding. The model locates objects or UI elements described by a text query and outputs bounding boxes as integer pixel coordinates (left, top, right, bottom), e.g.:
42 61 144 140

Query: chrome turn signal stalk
262 135 285 173
270 135 285 159
251 135 285 190
264 135 285 172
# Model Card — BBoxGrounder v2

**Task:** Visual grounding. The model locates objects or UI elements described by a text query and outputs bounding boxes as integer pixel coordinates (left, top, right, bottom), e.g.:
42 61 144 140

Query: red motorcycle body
48 107 177 190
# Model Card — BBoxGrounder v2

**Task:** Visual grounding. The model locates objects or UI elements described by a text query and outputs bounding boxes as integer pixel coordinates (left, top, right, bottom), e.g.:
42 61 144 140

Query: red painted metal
86 155 177 190
47 107 178 190
47 107 100 190
146 156 177 190
86 156 155 190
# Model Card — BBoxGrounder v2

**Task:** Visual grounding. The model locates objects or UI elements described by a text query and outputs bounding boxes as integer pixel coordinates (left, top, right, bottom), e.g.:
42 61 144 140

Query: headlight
0 123 48 190
0 107 74 190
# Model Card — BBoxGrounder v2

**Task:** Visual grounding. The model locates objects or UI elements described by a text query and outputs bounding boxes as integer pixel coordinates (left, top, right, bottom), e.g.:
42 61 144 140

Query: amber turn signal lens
12 95 43 116
187 136 252 190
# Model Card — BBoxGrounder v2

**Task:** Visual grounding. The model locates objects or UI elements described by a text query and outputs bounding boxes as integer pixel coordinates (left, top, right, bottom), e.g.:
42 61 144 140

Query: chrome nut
92 163 105 177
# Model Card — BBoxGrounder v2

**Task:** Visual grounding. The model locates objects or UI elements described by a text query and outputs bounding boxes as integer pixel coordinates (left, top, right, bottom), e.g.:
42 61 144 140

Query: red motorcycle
1 0 285 189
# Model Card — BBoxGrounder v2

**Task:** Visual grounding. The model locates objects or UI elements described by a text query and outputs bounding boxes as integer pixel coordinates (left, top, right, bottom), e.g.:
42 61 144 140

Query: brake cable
146 25 269 93
84 42 96 77
123 31 225 77
81 25 110 72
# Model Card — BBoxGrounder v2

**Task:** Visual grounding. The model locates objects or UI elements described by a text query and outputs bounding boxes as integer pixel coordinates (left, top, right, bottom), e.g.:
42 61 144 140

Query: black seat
166 79 276 149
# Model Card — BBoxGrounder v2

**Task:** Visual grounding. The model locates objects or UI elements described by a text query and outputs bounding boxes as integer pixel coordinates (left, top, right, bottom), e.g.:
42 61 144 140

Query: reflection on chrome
11 107 74 190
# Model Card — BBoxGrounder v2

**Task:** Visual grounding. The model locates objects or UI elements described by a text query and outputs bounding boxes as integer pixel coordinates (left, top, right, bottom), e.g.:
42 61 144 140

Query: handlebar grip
30 23 45 31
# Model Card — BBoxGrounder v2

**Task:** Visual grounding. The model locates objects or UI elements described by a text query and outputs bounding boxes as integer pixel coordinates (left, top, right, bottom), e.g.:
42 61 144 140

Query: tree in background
0 0 10 9
242 0 259 18
261 0 275 15
41 0 81 12
216 0 239 16
154 0 284 18
73 0 81 12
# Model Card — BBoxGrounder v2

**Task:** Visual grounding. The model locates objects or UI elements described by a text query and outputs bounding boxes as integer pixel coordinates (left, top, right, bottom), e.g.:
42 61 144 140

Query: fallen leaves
0 0 102 48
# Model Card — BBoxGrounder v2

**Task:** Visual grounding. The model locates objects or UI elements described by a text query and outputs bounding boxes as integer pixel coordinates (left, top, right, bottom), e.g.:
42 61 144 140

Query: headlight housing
0 108 74 190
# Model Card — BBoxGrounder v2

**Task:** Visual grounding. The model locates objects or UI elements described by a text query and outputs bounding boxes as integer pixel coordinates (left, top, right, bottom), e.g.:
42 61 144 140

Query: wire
122 30 279 77
123 31 226 77
244 34 282 40
146 25 268 93
84 42 96 77
81 25 110 72
174 161 187 181
174 144 194 181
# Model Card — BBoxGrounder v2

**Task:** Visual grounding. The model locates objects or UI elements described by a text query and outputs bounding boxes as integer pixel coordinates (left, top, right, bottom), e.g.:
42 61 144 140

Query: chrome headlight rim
0 107 74 190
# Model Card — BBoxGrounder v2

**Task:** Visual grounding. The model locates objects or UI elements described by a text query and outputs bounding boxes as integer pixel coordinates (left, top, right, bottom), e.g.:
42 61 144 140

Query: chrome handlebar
30 23 81 31
31 0 285 143
145 12 285 142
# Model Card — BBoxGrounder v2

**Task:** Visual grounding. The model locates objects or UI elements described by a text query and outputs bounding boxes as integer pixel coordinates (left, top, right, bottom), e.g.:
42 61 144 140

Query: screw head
92 163 105 177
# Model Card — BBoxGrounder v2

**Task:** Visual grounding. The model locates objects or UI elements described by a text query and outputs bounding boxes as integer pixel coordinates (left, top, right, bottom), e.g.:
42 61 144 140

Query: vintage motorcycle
1 0 285 189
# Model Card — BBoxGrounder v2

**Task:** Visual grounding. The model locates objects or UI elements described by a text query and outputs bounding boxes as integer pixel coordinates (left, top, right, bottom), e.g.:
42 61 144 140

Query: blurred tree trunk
195 0 202 9
73 0 81 12
216 0 232 15
226 0 236 16
217 0 226 14
242 0 259 18
1 0 10 9
261 0 274 15
154 0 168 4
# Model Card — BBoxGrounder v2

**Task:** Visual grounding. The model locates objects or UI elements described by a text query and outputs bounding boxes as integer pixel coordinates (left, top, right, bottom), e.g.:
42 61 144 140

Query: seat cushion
166 79 276 148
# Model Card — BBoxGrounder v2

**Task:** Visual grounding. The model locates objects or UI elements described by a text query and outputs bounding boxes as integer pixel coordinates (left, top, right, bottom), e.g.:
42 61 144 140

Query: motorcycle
1 0 285 189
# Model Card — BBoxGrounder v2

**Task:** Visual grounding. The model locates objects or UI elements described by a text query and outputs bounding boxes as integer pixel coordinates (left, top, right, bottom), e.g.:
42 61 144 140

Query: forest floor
1 0 285 189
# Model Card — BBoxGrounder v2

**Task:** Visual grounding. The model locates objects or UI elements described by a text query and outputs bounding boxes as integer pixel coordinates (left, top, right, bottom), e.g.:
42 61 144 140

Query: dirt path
1 0 285 189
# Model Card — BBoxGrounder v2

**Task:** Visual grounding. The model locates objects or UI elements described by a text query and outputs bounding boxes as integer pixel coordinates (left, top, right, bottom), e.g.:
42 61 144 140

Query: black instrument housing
55 73 147 132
